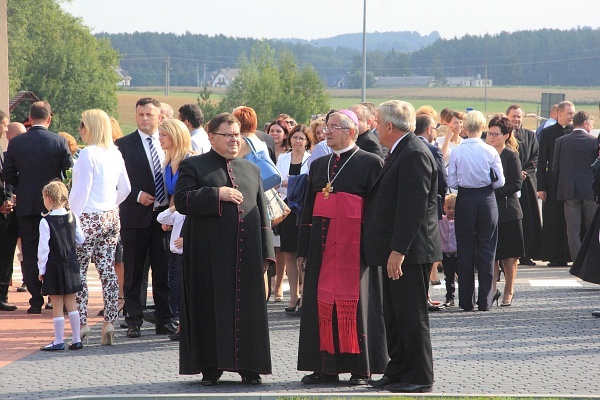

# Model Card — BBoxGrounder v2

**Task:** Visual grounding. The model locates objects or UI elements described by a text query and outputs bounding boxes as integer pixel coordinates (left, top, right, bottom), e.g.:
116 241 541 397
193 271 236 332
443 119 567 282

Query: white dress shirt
138 130 168 208
37 208 85 275
69 144 131 217
190 127 211 154
448 138 505 190
157 207 186 254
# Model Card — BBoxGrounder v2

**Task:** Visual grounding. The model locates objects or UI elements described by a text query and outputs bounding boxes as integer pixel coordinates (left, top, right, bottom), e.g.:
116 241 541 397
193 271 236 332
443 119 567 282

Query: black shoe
427 301 445 311
442 299 455 308
119 322 129 329
142 310 157 324
44 303 53 310
200 377 219 386
240 372 262 385
169 332 180 341
368 375 394 388
0 301 17 311
592 310 600 317
301 372 339 384
126 325 141 338
156 322 177 335
40 342 65 351
348 374 370 385
547 261 568 267
385 382 432 393
16 284 27 293
68 342 83 350
519 257 536 266
200 370 222 386
27 306 42 314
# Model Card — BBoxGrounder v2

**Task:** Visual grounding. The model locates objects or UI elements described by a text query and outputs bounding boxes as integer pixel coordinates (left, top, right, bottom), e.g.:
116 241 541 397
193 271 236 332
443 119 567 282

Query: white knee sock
68 311 81 343
53 317 65 345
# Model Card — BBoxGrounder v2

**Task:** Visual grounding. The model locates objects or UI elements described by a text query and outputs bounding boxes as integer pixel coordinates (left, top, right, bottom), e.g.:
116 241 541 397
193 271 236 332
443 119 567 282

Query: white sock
53 317 65 345
68 311 81 343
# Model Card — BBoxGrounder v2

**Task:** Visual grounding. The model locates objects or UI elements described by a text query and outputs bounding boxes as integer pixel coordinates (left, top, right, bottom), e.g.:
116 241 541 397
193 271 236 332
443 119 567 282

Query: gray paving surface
1 266 600 399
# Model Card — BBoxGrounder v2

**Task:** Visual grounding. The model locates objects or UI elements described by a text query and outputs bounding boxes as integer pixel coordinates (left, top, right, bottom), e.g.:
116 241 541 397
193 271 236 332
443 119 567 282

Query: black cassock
174 149 274 376
297 147 388 375
514 128 542 260
537 124 573 262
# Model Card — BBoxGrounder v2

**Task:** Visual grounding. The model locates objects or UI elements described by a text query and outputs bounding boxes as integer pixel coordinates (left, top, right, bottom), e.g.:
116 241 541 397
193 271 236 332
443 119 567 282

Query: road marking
529 279 582 287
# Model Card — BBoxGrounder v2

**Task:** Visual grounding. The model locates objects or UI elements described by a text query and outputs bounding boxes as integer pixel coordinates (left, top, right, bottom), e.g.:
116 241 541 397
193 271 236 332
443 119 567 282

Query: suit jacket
1 126 72 217
552 129 597 201
115 131 160 229
495 147 523 223
537 123 573 194
417 136 448 200
364 133 442 266
514 128 538 189
356 130 383 158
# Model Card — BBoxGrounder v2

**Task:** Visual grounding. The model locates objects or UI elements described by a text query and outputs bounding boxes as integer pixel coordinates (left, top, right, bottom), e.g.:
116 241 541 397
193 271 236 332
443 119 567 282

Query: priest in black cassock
174 113 275 385
537 101 575 266
296 110 387 386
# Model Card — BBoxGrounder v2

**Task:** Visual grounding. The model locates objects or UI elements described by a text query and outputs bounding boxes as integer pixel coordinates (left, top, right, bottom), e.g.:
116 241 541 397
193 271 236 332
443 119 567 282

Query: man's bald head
7 122 26 141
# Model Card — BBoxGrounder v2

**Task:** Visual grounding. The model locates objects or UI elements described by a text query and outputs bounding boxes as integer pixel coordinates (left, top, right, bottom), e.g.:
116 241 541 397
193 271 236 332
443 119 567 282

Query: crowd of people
0 96 599 393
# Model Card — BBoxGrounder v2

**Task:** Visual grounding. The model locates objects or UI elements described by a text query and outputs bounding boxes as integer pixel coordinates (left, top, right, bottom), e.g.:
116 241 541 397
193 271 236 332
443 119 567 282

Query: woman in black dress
487 116 524 306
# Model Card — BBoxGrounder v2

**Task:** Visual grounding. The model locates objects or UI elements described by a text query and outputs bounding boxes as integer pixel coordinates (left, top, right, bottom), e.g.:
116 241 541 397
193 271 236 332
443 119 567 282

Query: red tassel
336 299 360 354
318 300 334 354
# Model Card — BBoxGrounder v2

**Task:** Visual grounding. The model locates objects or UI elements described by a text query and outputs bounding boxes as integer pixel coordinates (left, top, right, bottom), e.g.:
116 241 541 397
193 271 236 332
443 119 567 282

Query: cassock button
234 184 239 188
231 176 236 180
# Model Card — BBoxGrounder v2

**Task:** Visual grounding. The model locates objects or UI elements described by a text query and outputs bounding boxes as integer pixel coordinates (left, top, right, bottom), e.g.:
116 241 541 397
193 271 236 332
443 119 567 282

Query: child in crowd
439 193 458 308
38 181 85 351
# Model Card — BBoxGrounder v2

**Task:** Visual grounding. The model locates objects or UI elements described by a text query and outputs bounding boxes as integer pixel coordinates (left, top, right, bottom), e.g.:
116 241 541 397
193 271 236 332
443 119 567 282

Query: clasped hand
220 187 243 204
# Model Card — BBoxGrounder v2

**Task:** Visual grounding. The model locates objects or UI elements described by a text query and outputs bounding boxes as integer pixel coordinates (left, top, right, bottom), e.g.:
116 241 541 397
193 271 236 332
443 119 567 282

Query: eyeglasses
487 131 505 137
212 132 241 140
322 125 349 133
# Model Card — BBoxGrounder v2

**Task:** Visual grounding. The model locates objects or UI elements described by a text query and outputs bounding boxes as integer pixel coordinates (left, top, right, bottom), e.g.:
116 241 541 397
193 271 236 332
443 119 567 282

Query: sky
60 0 600 42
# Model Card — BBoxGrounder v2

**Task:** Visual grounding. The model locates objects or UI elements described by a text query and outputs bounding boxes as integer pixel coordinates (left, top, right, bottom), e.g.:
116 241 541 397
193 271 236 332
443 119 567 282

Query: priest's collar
333 144 357 156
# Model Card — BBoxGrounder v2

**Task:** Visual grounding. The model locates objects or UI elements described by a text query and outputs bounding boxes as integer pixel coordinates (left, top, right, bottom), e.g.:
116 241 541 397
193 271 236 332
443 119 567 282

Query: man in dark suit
115 97 174 338
2 102 72 314
364 100 441 393
537 101 576 266
552 111 597 261
350 104 384 158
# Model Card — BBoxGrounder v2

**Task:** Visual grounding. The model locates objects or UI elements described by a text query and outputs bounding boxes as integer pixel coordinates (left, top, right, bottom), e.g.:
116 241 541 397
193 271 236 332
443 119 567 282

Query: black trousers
17 215 44 309
455 186 498 311
0 215 19 302
442 253 458 301
122 213 171 327
383 263 434 386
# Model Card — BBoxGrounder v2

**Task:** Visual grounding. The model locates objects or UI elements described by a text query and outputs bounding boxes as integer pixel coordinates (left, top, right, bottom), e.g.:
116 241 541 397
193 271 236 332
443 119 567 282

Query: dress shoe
442 299 455 308
68 342 83 350
200 377 219 386
143 310 157 324
240 372 262 384
547 261 568 267
101 322 115 345
156 321 177 335
430 279 441 285
119 322 129 329
45 303 53 310
126 325 141 338
368 375 394 388
40 342 65 351
169 332 180 341
592 310 600 317
17 284 27 292
200 370 222 386
301 372 339 384
348 373 370 385
519 257 537 266
385 382 433 393
27 306 42 314
0 301 17 311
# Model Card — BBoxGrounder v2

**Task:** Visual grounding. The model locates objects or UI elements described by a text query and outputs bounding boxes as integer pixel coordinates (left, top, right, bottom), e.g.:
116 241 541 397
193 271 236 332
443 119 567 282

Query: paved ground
1 264 600 399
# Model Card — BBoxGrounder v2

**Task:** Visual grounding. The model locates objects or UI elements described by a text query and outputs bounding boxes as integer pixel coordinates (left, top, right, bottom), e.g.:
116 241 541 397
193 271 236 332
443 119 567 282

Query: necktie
384 151 392 164
146 137 166 204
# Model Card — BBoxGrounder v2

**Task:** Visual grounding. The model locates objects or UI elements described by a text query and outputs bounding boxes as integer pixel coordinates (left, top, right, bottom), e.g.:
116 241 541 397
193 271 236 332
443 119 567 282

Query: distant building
208 68 240 88
325 75 347 88
114 66 132 87
374 76 435 88
444 74 492 87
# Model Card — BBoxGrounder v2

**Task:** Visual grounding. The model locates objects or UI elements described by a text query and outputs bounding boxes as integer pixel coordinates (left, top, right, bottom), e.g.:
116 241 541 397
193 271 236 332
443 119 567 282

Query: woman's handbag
264 188 290 227
244 137 282 191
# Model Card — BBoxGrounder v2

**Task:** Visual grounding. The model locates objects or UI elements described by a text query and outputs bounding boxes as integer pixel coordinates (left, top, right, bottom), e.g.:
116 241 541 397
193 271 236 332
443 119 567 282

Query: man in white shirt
178 104 211 154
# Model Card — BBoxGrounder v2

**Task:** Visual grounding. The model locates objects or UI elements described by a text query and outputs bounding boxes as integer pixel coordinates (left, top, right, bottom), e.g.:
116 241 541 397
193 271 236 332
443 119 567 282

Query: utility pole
361 0 367 102
203 64 207 87
0 0 8 151
196 63 200 88
484 61 488 113
165 55 170 96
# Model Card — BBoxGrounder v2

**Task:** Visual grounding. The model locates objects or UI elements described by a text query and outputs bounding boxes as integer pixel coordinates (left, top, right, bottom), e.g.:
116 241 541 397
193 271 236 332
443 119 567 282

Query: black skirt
278 205 299 253
495 219 525 260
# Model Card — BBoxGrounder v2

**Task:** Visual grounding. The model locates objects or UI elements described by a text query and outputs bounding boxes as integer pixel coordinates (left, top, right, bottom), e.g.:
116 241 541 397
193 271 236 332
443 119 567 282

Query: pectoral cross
322 182 333 199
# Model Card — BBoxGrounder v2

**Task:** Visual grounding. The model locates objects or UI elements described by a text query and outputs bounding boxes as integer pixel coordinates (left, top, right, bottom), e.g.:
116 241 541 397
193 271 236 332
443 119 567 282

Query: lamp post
361 0 367 102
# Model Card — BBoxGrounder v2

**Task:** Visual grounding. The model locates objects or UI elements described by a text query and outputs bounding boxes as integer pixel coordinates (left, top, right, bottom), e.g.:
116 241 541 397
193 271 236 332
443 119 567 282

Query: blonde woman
70 109 131 345
158 118 195 330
